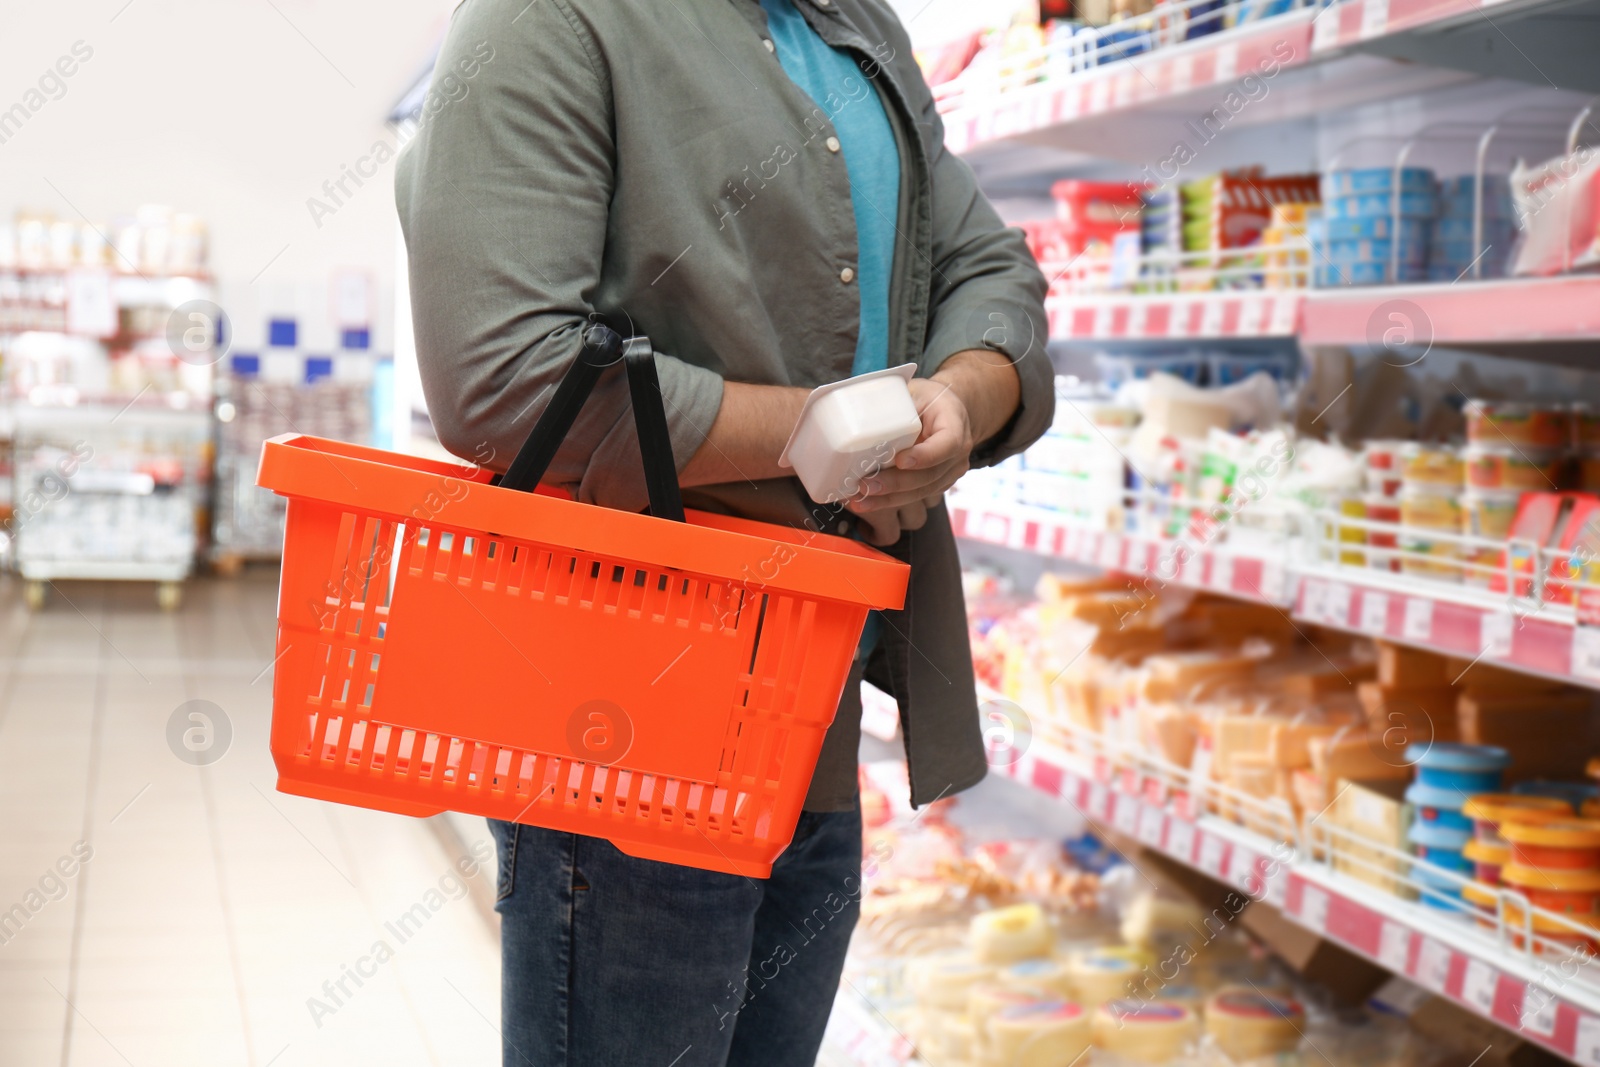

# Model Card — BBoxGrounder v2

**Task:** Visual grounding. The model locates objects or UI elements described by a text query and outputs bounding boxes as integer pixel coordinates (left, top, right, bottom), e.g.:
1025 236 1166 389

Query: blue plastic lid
341 328 371 350
1405 782 1472 811
1407 820 1471 850
230 353 260 377
1406 743 1511 771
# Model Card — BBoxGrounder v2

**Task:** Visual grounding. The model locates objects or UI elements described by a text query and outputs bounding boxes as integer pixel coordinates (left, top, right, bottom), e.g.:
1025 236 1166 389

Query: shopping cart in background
256 325 908 877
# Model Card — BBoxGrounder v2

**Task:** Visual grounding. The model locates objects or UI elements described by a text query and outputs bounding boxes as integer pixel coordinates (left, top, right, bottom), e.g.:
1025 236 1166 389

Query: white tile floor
0 572 500 1067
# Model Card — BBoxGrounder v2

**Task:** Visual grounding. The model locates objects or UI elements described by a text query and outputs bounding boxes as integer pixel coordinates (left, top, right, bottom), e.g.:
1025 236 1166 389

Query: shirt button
840 267 855 283
763 38 775 52
825 136 841 153
836 520 851 535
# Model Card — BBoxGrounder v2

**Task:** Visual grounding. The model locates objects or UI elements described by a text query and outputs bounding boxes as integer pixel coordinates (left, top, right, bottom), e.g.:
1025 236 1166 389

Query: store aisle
0 574 501 1067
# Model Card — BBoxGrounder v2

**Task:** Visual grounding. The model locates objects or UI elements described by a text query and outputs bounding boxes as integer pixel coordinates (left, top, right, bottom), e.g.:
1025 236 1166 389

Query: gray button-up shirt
395 0 1053 810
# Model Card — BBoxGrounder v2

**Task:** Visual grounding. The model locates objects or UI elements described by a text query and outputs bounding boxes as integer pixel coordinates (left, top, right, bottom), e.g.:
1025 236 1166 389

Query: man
395 0 1052 1063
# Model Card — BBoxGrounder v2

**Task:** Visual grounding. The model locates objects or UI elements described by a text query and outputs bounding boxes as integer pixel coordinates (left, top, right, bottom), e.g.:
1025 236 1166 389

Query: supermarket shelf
1300 275 1600 347
934 0 1570 161
989 734 1600 1065
1047 277 1600 346
941 10 1317 157
949 497 1600 693
950 500 1293 604
1046 290 1305 341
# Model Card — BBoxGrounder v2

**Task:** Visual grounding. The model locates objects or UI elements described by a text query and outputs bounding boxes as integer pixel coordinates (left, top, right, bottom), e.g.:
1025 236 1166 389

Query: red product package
1212 173 1320 249
1051 180 1144 229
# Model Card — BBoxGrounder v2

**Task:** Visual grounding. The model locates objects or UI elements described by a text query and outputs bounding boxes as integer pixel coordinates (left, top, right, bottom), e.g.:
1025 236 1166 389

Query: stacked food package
846 761 1507 1067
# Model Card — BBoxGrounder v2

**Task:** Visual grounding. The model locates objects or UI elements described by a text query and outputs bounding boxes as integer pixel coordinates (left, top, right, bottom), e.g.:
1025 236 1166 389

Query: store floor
0 573 500 1067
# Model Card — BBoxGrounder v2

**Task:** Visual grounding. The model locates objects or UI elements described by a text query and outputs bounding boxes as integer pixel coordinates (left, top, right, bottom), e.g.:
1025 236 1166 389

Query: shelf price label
1301 579 1326 621
1113 794 1142 836
1227 848 1258 894
1403 597 1435 642
1417 938 1452 993
1171 53 1195 93
1378 921 1411 973
1268 293 1301 334
1098 535 1124 571
1213 42 1239 83
1198 833 1228 879
1297 884 1329 933
1137 804 1166 847
1178 548 1202 586
1479 610 1514 660
1260 865 1288 908
1572 625 1600 682
1259 562 1287 603
1199 298 1226 338
1167 819 1197 862
1088 74 1112 113
1237 296 1266 336
1574 1015 1600 1067
1462 959 1498 1015
1360 0 1390 39
1522 984 1559 1037
1088 781 1110 820
1360 591 1390 635
1210 554 1235 593
1324 582 1352 626
1128 300 1149 337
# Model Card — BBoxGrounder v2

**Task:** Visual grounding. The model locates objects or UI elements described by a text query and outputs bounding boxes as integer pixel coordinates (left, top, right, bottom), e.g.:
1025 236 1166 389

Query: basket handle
497 324 686 523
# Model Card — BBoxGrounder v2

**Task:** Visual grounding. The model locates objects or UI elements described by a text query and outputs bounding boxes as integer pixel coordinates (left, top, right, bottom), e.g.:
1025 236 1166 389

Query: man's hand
855 496 938 546
845 349 1021 532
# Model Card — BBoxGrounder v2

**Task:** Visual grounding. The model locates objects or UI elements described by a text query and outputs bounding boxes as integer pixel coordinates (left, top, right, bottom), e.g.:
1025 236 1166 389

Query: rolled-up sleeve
394 0 724 510
910 66 1054 467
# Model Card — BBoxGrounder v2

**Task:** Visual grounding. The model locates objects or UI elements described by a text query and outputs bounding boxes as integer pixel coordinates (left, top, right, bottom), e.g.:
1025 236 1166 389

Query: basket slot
745 594 769 676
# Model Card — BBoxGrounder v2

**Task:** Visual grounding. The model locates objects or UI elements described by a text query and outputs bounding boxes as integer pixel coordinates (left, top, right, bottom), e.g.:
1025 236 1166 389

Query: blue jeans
489 803 862 1067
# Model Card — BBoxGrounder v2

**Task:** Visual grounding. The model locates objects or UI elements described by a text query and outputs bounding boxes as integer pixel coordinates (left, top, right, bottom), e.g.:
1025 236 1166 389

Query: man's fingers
857 509 901 547
895 415 962 471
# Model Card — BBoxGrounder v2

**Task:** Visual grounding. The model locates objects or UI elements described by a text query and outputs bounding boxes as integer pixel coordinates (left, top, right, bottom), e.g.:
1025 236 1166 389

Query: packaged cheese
1204 987 1305 1061
1094 999 1199 1063
988 1000 1092 1067
910 951 998 1011
971 903 1052 964
999 958 1076 1000
1308 726 1412 783
1065 946 1152 1005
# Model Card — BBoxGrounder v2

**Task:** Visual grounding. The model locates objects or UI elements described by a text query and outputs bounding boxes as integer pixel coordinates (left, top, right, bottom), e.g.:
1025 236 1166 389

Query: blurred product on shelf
842 760 1480 1067
0 205 208 277
1509 145 1600 276
921 0 1313 108
212 342 377 567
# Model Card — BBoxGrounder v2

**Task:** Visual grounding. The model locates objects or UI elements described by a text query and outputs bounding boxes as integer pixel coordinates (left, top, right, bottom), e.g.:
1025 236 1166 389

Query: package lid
1461 793 1572 825
1407 742 1511 771
1501 817 1600 848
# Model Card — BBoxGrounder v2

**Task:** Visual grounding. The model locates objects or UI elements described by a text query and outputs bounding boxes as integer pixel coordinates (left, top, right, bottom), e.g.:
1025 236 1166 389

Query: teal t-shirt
760 0 899 661
759 0 899 377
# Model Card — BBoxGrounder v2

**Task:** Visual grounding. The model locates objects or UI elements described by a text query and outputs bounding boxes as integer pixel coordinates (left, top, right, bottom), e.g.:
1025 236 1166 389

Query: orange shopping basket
257 325 908 877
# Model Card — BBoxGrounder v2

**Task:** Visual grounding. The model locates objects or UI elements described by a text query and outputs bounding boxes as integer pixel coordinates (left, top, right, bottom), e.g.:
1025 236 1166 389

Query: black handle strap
498 324 686 523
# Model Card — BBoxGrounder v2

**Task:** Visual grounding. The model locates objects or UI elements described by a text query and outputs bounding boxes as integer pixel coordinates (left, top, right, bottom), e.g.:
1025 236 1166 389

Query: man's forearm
678 380 810 487
930 348 1022 448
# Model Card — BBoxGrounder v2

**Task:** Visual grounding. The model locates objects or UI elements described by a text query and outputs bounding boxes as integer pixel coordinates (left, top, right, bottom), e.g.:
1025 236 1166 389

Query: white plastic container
779 364 922 505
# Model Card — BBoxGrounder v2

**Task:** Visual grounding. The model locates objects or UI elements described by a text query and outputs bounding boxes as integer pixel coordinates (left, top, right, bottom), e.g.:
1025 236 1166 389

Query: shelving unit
982 725 1600 1064
910 0 1600 1063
